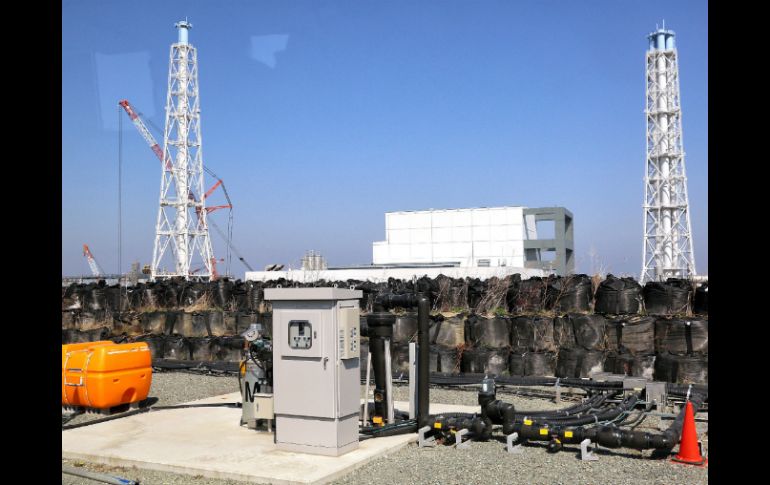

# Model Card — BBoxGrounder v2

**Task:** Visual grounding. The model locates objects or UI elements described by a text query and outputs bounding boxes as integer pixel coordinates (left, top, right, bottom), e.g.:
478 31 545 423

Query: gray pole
417 294 430 427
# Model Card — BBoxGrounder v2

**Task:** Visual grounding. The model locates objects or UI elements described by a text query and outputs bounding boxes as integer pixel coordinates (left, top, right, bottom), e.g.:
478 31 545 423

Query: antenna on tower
641 24 696 283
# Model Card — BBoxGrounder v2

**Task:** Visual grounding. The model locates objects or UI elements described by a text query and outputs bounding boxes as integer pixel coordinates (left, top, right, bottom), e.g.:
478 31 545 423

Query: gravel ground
62 374 708 485
330 439 708 485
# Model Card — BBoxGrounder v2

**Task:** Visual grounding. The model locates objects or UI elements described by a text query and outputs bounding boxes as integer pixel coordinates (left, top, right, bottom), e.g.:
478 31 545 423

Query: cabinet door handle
323 357 329 369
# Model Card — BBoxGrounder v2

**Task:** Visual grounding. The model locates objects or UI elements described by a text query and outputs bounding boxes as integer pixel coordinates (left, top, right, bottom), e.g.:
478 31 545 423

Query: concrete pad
62 393 479 485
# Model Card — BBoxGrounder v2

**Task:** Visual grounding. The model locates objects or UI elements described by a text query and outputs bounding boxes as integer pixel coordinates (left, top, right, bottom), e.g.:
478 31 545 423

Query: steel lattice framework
152 20 215 280
640 26 696 283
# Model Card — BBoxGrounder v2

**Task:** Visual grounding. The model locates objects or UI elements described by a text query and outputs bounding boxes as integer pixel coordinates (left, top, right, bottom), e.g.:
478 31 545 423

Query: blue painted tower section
647 26 675 51
175 20 192 45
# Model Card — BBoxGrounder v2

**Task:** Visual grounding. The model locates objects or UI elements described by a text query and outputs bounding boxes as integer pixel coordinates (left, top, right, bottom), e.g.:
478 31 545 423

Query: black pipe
516 421 677 450
477 380 610 420
484 400 518 435
430 413 493 442
366 312 396 422
428 376 707 452
417 294 430 428
515 394 634 430
373 293 418 312
512 391 706 451
503 376 622 390
501 392 621 434
428 373 629 390
477 378 496 408
667 383 708 398
477 379 519 435
508 392 695 451
477 381 617 436
661 389 707 444
368 291 429 428
360 419 418 437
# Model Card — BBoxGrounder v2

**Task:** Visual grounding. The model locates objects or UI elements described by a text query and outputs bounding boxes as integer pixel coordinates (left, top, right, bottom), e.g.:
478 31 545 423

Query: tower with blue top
640 22 696 283
151 20 217 281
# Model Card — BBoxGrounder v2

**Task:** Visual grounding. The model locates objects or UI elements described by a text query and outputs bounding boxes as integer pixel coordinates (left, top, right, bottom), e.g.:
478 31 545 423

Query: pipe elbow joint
471 416 494 441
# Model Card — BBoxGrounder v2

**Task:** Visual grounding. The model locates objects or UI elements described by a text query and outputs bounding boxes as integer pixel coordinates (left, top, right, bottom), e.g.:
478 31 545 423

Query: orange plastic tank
62 340 152 410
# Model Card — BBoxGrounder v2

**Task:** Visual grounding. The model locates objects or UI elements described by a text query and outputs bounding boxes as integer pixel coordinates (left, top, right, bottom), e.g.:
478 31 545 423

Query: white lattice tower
640 24 696 283
151 20 215 280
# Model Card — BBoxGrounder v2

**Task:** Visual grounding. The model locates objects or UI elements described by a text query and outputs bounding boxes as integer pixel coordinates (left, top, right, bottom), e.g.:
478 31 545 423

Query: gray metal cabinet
266 288 361 456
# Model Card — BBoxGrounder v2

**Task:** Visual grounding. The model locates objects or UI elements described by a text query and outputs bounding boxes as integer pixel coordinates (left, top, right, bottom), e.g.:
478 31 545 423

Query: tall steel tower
640 24 696 283
151 20 215 280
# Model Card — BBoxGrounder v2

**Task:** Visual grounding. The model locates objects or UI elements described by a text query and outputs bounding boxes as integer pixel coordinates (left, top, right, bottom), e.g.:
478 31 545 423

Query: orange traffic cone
671 401 707 467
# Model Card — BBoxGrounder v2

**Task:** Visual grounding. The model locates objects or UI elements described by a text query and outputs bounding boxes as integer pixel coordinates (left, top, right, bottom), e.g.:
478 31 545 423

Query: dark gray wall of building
523 207 574 275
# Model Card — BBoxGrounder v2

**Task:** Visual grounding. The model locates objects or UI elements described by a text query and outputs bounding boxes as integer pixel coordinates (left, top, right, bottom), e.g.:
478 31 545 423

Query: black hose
517 396 616 421
507 391 708 451
152 359 241 374
62 402 242 431
367 344 707 452
62 408 151 430
429 412 478 419
151 402 242 410
360 419 418 437
428 373 628 390
667 382 708 396
475 379 620 435
617 410 647 428
517 392 611 418
489 393 635 441
480 390 610 429
549 394 637 424
363 425 418 437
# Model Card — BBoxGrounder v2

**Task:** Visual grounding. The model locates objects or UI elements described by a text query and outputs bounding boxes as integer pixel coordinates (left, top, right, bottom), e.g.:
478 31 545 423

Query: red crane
118 100 170 171
83 244 105 277
118 100 228 211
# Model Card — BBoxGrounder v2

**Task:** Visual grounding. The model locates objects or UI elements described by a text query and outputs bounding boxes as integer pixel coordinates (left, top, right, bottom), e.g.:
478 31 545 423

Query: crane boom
119 99 227 206
118 100 170 170
83 244 105 277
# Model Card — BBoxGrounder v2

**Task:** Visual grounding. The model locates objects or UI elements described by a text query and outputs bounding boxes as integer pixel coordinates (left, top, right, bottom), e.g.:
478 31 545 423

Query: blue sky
62 0 708 278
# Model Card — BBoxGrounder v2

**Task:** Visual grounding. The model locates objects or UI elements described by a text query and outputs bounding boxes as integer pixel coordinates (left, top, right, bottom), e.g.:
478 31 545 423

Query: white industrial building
245 206 573 283
372 207 536 268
